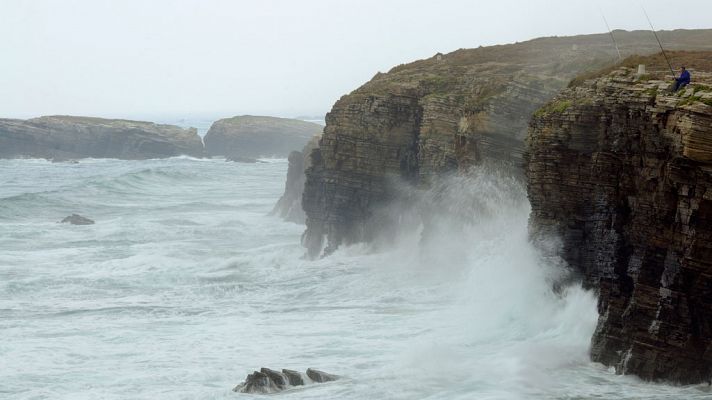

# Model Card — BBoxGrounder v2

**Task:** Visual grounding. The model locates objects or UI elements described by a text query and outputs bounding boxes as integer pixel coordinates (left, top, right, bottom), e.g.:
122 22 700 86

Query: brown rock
526 53 712 384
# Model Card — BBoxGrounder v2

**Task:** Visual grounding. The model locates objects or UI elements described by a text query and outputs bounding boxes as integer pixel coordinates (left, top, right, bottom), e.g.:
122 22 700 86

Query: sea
1 120 710 399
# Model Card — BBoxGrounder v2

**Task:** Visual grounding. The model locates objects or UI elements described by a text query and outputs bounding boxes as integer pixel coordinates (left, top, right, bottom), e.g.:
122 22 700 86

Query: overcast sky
1 0 710 120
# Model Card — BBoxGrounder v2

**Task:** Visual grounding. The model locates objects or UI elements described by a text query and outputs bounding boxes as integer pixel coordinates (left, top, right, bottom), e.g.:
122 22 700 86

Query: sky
1 0 710 121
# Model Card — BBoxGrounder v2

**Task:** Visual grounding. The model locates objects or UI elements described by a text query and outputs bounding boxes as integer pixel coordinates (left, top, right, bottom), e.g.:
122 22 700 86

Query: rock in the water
281 369 304 386
204 115 323 159
0 115 203 160
233 368 336 394
306 368 338 383
233 371 280 394
225 155 259 163
526 52 712 384
60 214 94 225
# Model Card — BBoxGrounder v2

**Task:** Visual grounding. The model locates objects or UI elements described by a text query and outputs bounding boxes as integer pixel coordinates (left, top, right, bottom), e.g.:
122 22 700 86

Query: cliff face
302 30 712 257
272 135 321 223
526 53 712 383
0 115 203 160
204 115 323 159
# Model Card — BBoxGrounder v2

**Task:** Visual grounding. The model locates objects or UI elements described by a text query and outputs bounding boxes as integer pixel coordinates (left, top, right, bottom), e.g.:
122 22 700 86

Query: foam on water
1 158 710 399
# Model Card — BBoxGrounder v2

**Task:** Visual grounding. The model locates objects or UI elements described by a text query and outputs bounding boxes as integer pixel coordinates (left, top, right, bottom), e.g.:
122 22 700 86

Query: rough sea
2 147 711 399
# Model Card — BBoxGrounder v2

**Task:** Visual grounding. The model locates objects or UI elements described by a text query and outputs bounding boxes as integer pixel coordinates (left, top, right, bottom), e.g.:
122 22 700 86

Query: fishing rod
600 11 622 61
642 6 676 78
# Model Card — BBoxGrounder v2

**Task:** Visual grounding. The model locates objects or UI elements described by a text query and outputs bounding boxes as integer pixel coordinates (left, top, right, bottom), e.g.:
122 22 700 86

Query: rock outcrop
0 115 203 160
301 29 712 257
271 134 321 223
204 115 323 159
233 368 337 394
60 214 95 225
526 52 712 383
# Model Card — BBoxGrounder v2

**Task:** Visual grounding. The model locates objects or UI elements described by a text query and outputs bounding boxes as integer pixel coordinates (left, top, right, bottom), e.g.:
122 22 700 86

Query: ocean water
1 157 710 400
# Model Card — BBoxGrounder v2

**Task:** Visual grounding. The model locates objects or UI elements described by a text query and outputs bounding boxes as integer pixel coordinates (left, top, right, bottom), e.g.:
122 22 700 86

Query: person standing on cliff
672 66 691 91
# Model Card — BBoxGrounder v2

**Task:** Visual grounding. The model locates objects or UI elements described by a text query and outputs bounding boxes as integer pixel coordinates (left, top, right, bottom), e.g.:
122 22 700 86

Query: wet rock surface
0 115 203 160
526 53 712 383
60 214 95 225
233 368 337 394
300 30 712 258
204 115 323 159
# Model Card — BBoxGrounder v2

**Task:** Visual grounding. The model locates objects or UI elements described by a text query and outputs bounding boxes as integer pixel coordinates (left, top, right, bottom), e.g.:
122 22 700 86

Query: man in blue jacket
673 66 691 91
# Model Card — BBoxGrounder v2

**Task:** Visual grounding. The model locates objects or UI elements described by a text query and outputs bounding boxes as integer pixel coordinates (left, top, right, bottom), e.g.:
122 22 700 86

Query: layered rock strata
0 115 203 160
301 30 712 257
272 134 321 223
204 115 323 159
526 55 712 383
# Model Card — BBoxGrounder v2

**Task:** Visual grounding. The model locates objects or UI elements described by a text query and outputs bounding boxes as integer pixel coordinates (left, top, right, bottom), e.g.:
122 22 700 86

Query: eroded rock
60 214 95 225
233 368 336 394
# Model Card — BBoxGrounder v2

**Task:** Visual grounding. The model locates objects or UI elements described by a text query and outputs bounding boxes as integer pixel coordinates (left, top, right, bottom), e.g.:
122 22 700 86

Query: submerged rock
225 155 260 163
233 367 337 394
60 214 94 225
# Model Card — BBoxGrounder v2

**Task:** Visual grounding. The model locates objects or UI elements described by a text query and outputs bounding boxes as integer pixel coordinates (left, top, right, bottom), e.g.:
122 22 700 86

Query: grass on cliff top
533 99 572 117
568 51 712 87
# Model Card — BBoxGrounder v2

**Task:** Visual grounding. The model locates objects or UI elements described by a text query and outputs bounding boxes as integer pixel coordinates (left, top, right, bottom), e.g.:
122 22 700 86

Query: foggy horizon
2 0 711 121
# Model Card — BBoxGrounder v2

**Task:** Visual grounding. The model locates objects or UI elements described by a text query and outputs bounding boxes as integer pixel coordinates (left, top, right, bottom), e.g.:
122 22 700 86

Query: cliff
271 134 321 223
204 115 323 159
301 29 712 257
526 52 712 383
0 115 203 160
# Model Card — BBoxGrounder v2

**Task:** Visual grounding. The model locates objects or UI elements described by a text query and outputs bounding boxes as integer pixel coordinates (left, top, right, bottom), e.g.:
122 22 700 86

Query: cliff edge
526 52 712 383
302 29 712 257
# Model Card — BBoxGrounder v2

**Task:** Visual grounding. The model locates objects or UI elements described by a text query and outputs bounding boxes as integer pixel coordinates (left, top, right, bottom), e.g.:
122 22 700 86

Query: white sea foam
1 157 709 399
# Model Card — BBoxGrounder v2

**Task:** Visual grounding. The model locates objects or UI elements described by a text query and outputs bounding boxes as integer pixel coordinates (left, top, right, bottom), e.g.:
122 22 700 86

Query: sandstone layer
204 115 323 159
301 29 712 257
526 52 712 383
0 115 203 160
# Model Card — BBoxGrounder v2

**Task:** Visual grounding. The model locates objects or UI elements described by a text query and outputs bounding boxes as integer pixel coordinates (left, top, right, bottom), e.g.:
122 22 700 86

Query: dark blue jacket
677 70 691 84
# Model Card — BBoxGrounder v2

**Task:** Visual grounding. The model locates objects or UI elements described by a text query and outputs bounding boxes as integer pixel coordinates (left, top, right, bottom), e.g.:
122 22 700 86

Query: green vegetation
643 87 659 97
678 95 712 107
533 99 572 117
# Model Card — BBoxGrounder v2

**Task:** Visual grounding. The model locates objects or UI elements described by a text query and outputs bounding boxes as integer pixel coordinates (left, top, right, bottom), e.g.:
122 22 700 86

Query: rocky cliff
526 52 712 383
0 115 203 160
204 115 323 159
301 29 712 257
272 134 321 223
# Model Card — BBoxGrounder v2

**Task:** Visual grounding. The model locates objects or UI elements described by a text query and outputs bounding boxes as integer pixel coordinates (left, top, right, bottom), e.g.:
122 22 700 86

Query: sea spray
2 158 710 399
